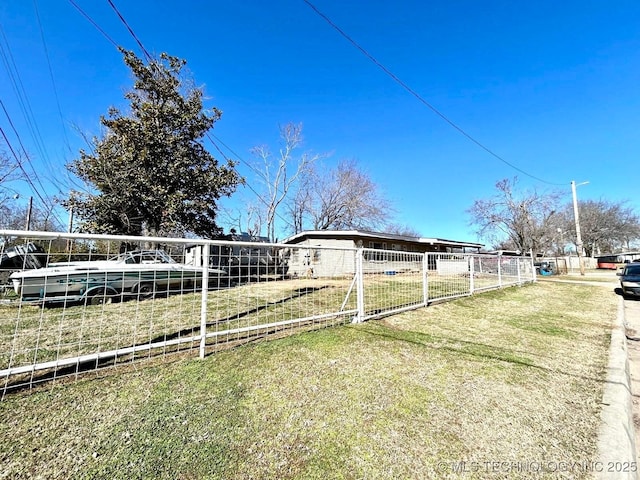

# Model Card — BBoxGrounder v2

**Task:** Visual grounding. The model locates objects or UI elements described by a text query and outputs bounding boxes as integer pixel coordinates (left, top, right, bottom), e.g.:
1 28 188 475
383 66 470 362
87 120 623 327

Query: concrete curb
596 296 637 479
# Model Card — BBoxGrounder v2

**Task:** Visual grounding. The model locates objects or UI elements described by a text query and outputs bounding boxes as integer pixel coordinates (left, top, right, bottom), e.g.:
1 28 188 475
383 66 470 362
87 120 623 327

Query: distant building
281 230 484 277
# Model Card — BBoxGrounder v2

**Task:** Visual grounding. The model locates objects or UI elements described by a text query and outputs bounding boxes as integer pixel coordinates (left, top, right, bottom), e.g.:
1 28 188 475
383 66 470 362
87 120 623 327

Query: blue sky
1 0 639 243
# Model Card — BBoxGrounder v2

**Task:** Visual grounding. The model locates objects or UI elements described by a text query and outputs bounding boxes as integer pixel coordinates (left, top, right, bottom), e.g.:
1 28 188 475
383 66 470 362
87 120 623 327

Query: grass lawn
1 272 499 374
557 275 619 283
0 280 617 479
545 269 619 283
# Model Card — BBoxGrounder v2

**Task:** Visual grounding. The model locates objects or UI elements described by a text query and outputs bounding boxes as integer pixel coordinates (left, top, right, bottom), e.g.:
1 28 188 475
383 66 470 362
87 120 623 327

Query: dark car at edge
618 263 640 298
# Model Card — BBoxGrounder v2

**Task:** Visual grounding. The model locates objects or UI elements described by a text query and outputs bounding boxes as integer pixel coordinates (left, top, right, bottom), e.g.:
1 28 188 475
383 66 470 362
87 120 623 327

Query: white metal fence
0 230 535 397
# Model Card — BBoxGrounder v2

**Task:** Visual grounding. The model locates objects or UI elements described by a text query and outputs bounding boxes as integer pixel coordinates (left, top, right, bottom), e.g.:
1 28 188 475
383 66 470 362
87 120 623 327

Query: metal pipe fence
0 230 535 397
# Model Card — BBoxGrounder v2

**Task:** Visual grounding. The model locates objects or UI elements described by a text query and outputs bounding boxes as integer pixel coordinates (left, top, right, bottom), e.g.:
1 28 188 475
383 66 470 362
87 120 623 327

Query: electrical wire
73 0 296 233
0 17 80 205
302 0 568 187
68 0 119 48
206 132 295 229
0 100 65 225
0 24 60 191
102 1 295 230
0 124 63 224
0 11 77 229
33 0 72 156
106 0 153 62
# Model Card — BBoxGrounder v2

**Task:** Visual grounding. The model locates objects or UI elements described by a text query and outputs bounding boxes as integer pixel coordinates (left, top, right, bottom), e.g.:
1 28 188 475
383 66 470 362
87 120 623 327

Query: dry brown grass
0 281 617 479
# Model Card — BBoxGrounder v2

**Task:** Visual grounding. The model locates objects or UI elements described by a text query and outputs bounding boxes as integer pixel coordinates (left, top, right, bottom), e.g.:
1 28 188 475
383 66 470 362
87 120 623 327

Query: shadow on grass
2 286 329 396
151 285 330 343
355 323 605 384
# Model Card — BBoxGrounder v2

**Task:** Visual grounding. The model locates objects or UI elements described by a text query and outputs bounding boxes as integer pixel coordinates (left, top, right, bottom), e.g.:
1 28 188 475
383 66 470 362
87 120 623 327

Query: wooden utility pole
25 196 32 231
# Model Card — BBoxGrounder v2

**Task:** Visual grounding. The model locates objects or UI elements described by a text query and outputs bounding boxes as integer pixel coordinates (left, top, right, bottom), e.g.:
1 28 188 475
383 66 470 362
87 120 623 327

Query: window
364 250 387 262
626 264 640 275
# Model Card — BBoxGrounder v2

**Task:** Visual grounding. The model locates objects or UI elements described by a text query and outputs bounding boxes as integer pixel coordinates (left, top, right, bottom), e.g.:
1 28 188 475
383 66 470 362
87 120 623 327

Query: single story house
280 230 484 277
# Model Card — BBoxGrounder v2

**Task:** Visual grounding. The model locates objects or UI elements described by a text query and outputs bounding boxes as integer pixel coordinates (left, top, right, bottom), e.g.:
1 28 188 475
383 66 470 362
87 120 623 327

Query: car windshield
110 250 176 264
625 265 640 275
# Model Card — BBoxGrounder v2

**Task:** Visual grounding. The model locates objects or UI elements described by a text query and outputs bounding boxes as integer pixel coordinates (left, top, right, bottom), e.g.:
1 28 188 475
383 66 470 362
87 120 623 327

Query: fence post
531 255 537 282
469 254 475 295
497 252 503 288
353 248 365 323
199 243 210 359
517 257 522 285
422 253 429 306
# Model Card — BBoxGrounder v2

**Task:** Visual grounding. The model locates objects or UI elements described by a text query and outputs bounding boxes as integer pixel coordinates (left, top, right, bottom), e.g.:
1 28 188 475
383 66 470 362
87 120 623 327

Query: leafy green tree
65 49 241 237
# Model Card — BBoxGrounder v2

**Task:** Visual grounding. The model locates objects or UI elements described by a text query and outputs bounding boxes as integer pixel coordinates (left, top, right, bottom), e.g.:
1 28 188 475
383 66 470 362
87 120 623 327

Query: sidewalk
541 273 639 478
596 295 638 480
624 297 640 472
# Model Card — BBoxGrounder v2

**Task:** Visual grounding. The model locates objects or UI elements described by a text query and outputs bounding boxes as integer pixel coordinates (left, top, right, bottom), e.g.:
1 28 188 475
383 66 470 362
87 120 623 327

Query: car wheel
87 289 114 306
182 279 194 293
136 282 156 300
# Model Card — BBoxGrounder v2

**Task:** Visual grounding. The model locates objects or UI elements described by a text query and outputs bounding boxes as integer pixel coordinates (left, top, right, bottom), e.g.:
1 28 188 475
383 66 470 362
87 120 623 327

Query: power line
1 17 81 198
0 24 61 192
68 0 119 49
106 0 153 61
302 0 567 187
0 126 66 228
206 132 295 229
0 100 56 205
209 133 265 184
101 1 292 229
0 124 52 213
33 0 72 156
85 0 304 207
73 1 294 233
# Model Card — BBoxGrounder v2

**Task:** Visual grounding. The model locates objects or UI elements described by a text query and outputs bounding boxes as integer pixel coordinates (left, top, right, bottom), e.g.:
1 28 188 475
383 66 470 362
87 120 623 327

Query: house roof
281 230 484 249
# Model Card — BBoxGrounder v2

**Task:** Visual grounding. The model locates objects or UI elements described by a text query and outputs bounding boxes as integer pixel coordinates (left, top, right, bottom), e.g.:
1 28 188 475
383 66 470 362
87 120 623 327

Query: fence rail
0 230 535 397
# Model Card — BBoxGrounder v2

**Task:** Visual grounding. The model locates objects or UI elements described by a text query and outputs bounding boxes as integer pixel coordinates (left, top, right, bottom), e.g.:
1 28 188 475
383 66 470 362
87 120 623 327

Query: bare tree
467 177 563 255
384 223 422 237
248 126 393 238
0 153 18 185
250 123 320 241
559 199 640 256
0 147 21 207
287 171 313 235
0 198 62 233
220 201 264 238
288 159 393 232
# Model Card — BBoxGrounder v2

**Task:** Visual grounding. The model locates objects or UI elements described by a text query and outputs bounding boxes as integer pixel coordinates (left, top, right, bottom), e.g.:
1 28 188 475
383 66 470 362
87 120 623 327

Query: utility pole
25 196 33 231
571 181 588 276
66 207 74 253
